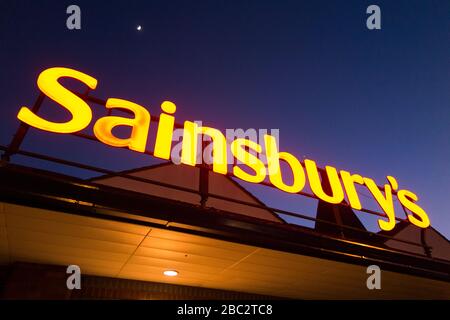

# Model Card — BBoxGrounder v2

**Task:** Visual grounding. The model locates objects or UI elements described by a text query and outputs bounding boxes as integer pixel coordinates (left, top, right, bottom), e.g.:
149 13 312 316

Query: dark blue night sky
0 1 449 237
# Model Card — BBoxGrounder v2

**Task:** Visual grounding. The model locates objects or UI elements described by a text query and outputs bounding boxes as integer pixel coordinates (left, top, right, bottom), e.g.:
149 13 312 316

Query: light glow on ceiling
163 270 178 277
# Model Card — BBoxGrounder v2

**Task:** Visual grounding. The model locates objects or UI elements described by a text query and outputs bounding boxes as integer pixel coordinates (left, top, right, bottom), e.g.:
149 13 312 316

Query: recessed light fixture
163 270 178 277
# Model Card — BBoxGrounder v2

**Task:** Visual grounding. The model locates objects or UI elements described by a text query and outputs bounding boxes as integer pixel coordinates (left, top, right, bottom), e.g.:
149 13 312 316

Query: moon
136 25 142 31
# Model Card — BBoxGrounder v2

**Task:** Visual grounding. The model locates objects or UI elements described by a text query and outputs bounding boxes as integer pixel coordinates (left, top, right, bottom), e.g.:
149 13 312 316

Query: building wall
0 262 277 300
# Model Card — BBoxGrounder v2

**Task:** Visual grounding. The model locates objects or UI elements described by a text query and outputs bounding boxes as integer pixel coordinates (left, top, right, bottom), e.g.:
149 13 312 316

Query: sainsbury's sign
16 67 430 231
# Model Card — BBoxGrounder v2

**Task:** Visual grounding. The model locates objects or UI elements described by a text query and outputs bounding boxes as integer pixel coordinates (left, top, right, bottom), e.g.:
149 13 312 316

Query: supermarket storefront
0 161 449 299
0 66 449 299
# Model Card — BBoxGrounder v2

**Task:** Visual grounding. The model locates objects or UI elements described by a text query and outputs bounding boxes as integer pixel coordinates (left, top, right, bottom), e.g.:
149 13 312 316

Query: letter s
17 67 97 133
231 138 266 183
397 189 430 228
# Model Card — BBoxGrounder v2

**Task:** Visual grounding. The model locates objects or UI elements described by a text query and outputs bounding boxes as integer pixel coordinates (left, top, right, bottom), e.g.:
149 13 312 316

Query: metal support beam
1 93 45 161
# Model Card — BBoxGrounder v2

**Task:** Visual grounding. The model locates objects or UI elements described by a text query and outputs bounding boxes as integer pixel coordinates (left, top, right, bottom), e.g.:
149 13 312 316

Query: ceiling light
163 270 178 277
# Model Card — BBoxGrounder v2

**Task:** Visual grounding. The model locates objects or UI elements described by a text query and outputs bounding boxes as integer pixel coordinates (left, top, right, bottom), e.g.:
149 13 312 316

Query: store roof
0 163 449 298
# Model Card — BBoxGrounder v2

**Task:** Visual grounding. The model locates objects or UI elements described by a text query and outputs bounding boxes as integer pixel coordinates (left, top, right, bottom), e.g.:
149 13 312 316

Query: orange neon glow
17 67 97 133
231 138 266 183
181 121 228 174
340 170 364 210
154 101 176 160
264 134 305 193
93 98 150 152
305 160 344 204
17 66 432 231
398 189 430 228
364 177 396 231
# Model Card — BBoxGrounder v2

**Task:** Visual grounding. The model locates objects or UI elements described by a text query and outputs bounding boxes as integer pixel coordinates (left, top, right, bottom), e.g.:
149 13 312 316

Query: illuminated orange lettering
16 66 433 232
154 101 176 160
398 189 430 228
264 134 305 193
340 170 364 210
364 177 396 231
305 160 344 204
93 98 150 152
181 121 227 174
231 138 266 183
17 67 97 133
